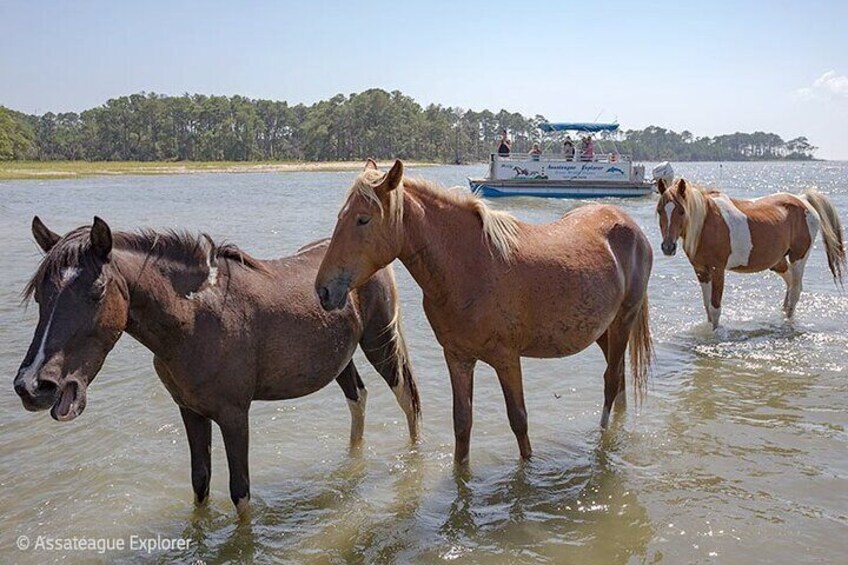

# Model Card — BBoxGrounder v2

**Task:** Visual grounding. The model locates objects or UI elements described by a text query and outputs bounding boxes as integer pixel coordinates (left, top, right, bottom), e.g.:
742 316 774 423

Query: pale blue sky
1 0 846 158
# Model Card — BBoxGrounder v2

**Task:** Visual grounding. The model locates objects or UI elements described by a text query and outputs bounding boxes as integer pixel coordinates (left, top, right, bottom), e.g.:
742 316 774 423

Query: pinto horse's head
315 159 405 311
656 178 690 256
14 217 128 421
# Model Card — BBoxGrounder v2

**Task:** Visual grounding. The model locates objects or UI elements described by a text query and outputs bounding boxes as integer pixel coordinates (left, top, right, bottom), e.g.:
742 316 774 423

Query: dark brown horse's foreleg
494 357 532 460
335 361 367 446
445 352 476 465
218 411 251 517
179 407 212 505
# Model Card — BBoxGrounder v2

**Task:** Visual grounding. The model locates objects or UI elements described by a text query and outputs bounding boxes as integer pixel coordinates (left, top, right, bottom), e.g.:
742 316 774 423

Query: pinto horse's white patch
713 194 753 268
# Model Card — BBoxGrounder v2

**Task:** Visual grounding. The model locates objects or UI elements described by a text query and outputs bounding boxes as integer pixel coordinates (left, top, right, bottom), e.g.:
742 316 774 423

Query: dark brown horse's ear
90 216 113 260
376 159 403 194
677 179 687 199
657 179 666 194
32 216 61 253
364 158 379 171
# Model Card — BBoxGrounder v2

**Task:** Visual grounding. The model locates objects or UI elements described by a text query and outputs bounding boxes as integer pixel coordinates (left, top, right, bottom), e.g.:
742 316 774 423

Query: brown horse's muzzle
316 276 351 312
661 240 677 256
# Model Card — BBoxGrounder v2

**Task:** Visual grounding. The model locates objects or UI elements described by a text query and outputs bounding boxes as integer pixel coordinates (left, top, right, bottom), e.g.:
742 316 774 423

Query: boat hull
468 178 655 199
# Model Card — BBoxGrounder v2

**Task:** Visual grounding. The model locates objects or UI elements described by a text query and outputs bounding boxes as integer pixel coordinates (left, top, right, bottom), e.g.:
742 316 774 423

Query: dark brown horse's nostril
13 379 28 397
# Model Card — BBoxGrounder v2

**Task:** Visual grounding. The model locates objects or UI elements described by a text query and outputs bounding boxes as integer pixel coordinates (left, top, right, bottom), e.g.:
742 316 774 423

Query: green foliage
0 106 36 160
3 91 817 162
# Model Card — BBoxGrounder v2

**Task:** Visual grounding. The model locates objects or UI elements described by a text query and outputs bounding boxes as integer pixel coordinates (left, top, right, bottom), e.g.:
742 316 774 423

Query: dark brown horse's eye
356 216 371 226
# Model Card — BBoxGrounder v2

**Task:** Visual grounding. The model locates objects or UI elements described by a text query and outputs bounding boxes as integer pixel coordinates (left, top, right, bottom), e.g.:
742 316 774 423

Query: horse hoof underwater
656 178 846 328
316 159 654 465
13 216 421 516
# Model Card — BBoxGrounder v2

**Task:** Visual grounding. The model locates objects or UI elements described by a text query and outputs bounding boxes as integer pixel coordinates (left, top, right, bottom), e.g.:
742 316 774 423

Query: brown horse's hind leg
600 312 636 428
360 322 421 442
494 357 532 460
445 351 476 465
770 258 792 313
336 361 367 446
179 407 212 505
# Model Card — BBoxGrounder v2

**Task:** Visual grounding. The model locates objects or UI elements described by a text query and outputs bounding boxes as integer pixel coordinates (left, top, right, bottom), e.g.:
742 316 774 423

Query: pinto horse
315 159 653 464
13 217 420 516
656 178 845 328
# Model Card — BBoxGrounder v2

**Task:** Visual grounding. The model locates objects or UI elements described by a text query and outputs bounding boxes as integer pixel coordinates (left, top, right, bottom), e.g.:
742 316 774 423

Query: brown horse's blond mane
24 228 265 301
672 180 715 257
348 171 519 261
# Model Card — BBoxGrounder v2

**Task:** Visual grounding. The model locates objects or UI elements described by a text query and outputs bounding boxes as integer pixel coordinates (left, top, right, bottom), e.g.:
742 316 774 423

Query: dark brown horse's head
656 178 689 256
14 217 128 421
316 159 405 310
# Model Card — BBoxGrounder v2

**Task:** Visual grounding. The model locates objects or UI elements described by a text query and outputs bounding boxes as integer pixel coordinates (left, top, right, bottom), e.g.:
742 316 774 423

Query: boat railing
491 153 633 164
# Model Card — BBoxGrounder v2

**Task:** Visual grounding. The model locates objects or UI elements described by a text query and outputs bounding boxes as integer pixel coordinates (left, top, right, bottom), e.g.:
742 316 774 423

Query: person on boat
580 136 595 161
562 137 575 161
497 130 511 157
529 142 542 161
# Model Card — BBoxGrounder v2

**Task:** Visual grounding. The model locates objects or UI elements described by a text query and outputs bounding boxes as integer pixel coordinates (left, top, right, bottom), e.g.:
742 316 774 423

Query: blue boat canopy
539 122 619 133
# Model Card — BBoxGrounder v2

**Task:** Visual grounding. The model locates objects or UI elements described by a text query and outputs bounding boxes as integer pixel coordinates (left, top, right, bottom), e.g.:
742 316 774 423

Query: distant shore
0 160 438 181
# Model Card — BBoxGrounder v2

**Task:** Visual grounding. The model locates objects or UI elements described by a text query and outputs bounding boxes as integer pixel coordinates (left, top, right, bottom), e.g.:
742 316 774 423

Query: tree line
0 90 817 162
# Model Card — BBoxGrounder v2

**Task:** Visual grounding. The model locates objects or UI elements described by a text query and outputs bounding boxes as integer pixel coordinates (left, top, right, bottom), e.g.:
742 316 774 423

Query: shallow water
1 162 846 564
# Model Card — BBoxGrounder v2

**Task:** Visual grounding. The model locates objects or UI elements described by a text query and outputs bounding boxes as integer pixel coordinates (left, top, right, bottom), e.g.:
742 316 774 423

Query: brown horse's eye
356 215 371 226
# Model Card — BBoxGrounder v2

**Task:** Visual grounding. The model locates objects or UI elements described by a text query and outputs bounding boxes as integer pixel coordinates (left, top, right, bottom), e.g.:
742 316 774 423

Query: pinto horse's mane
24 227 265 300
672 180 716 257
348 170 520 261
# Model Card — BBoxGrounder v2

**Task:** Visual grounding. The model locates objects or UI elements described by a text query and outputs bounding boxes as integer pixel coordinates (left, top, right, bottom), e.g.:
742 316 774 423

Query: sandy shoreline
0 160 439 181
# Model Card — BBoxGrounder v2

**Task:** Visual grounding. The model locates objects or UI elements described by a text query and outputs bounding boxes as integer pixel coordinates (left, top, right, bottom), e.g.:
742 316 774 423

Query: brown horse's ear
364 158 379 171
376 159 404 194
677 179 687 199
32 216 61 253
90 216 113 260
657 179 667 194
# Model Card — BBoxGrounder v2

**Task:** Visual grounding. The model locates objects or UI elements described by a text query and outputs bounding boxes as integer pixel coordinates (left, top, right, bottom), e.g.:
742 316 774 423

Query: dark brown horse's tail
803 189 846 286
628 295 653 405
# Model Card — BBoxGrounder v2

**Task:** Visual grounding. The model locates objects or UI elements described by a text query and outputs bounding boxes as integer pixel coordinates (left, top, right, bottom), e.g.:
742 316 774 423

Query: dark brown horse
316 160 653 465
13 217 420 516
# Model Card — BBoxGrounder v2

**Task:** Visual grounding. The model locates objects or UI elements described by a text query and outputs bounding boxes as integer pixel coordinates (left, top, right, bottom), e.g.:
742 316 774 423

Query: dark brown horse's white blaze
656 179 846 328
316 159 653 464
14 217 420 516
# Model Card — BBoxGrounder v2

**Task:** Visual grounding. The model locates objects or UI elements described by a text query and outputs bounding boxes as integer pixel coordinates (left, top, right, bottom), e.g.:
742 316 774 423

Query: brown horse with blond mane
14 217 420 516
315 159 653 464
656 178 845 328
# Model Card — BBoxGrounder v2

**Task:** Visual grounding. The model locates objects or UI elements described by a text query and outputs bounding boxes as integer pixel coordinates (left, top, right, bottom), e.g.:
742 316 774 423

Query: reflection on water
1 162 847 563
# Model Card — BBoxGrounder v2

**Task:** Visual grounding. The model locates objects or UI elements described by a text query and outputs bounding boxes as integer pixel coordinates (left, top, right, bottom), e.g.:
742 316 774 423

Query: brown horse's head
14 217 128 421
656 178 689 256
316 159 405 311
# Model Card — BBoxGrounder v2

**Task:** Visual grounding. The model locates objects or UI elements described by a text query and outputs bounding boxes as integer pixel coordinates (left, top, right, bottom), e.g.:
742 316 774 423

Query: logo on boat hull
512 166 548 180
606 166 625 175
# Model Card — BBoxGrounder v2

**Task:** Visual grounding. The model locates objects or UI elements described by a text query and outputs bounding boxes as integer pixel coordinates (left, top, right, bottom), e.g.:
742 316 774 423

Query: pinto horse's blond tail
803 189 846 285
628 295 653 405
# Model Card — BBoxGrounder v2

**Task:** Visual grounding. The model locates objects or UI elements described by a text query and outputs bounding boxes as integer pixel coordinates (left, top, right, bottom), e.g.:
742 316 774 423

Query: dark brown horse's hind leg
494 356 532 460
179 407 212 505
335 361 367 446
600 315 632 429
360 320 421 442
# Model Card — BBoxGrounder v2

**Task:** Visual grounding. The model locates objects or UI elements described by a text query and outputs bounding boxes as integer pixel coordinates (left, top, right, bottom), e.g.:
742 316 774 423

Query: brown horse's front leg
494 357 532 460
179 407 212 505
445 351 476 465
218 410 251 518
709 268 725 328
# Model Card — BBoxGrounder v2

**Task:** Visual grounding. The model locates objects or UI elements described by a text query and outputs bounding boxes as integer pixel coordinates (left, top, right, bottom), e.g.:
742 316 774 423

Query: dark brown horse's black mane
24 227 265 300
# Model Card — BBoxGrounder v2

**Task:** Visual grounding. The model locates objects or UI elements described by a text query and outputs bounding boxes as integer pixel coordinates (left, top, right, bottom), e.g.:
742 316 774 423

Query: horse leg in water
360 312 421 442
696 267 724 328
493 356 532 459
217 409 251 517
785 254 810 318
599 299 645 428
335 361 367 446
179 407 212 504
154 357 212 506
770 257 793 314
445 351 476 465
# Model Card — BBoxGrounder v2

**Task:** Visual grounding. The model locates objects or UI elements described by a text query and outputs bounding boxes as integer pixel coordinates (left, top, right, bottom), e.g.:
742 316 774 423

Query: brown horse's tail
628 295 653 405
802 188 846 285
